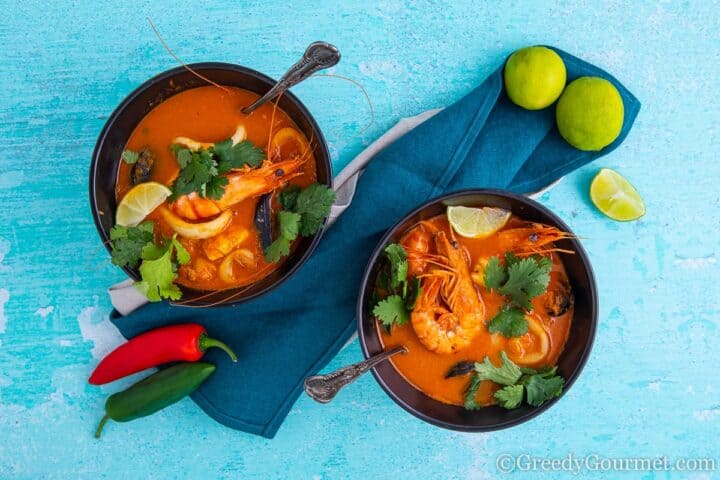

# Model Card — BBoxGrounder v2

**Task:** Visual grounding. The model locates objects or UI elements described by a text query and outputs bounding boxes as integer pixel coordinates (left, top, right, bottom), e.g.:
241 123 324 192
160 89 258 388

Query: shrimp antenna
147 17 231 94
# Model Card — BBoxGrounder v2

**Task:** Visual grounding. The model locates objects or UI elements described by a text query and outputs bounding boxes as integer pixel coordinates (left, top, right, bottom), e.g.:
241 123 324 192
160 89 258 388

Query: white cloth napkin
109 107 558 315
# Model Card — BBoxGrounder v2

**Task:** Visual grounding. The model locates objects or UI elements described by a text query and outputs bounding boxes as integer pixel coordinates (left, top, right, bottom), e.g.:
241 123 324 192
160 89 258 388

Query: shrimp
170 157 306 220
411 230 486 354
496 223 573 256
400 221 441 276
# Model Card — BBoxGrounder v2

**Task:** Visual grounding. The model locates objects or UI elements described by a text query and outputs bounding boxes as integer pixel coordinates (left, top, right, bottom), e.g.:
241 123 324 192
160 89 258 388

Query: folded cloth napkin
108 47 640 438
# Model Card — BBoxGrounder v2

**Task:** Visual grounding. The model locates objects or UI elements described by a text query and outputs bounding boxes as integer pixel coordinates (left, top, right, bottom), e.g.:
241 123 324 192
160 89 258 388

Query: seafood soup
371 208 575 409
111 85 332 300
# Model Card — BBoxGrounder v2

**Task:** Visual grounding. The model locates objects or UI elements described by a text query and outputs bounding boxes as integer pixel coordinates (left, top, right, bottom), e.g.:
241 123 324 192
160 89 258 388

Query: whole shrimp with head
401 225 487 354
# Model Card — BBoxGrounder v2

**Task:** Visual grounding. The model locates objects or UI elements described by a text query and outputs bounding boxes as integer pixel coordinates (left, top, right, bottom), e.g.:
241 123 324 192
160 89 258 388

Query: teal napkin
109 47 640 438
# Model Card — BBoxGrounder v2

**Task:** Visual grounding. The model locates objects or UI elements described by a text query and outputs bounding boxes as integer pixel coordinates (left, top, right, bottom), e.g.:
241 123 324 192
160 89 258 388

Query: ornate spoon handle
241 41 340 114
303 346 407 403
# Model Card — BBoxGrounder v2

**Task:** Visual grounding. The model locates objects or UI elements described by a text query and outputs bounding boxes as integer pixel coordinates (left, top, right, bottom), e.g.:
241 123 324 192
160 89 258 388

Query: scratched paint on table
0 1 718 478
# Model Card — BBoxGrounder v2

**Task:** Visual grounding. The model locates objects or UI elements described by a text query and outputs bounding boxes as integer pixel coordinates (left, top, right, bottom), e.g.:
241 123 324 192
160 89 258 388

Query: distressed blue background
0 1 718 478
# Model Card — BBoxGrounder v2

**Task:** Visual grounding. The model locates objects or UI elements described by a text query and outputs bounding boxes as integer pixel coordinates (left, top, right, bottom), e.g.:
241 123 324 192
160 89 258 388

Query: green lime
589 168 645 221
116 182 171 227
503 46 567 110
447 206 511 238
556 77 624 151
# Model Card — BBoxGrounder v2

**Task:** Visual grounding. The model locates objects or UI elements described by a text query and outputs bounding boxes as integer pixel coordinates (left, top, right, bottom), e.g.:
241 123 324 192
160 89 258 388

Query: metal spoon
303 346 407 403
241 41 341 114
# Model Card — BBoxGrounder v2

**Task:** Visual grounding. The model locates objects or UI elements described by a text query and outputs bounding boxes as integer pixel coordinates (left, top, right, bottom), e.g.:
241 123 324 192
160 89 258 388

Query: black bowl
357 189 597 431
90 63 332 306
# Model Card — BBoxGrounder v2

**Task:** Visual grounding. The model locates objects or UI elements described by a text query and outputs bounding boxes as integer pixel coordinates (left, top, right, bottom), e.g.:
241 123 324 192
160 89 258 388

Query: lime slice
447 206 511 238
116 182 172 227
590 168 645 221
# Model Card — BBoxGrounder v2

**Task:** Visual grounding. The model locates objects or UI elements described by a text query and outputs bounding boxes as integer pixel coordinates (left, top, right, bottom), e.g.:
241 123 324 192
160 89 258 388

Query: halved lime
447 206 511 238
590 168 645 221
116 182 172 227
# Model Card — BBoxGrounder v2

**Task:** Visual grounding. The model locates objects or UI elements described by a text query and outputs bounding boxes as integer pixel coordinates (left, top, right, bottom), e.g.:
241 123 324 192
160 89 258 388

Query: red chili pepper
88 323 237 385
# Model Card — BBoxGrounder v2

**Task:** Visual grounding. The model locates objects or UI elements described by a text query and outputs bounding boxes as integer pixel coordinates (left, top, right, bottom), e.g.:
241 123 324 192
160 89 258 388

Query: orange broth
115 86 317 291
379 215 573 406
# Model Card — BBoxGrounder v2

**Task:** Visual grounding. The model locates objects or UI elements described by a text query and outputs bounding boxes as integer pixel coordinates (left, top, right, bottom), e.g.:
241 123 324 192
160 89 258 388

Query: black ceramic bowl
357 189 597 431
90 63 332 306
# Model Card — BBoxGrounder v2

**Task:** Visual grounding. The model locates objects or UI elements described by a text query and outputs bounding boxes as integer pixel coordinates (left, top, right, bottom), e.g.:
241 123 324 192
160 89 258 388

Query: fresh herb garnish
483 256 508 290
293 183 336 237
373 294 410 330
109 221 155 269
524 371 564 407
169 138 265 201
384 243 409 292
108 222 190 302
263 183 335 263
486 253 552 310
370 243 421 331
213 139 265 174
493 384 525 409
487 305 528 337
474 351 522 386
121 149 140 164
483 253 553 337
134 236 190 302
263 211 302 263
169 148 219 201
463 351 565 410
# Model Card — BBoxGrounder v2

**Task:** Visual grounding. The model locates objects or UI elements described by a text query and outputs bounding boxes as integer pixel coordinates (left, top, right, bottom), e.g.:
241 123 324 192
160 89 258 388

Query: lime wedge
590 168 645 221
447 206 511 238
116 182 172 227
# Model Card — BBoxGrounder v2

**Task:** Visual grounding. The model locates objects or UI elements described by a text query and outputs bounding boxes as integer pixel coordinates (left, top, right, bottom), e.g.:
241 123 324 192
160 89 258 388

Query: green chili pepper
95 362 215 438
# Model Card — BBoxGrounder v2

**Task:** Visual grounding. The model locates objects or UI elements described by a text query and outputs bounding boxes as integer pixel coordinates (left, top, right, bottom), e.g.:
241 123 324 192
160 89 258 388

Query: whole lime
556 77 624 151
504 46 567 110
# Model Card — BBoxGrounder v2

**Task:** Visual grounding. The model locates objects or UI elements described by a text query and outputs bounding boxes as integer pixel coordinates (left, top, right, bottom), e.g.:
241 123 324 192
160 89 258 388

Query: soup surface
377 214 573 407
115 86 317 291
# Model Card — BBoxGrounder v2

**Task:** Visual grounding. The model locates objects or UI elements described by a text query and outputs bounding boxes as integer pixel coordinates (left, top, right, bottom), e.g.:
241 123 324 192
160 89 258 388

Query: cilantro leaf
474 351 522 386
264 237 291 263
461 350 565 411
264 184 335 262
133 236 190 302
122 149 139 164
484 256 507 290
384 243 409 291
373 294 410 330
214 139 265 174
135 242 181 302
294 183 335 237
487 305 528 337
109 221 154 269
263 211 301 263
169 138 264 202
493 384 524 409
172 238 190 265
277 210 301 239
464 374 483 410
524 373 564 407
140 242 166 261
174 147 193 168
169 149 217 201
497 255 552 310
204 175 229 201
505 252 521 266
278 185 301 210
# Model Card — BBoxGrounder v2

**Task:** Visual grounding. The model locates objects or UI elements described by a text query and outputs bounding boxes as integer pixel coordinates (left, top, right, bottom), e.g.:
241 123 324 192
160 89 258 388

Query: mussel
130 148 154 185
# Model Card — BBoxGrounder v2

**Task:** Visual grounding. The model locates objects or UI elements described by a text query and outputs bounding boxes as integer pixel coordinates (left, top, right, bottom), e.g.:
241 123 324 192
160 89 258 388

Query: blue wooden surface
1 1 718 478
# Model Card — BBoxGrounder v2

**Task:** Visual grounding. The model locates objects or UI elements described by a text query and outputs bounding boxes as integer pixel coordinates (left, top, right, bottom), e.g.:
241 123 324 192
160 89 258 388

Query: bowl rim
356 188 598 432
89 62 333 307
